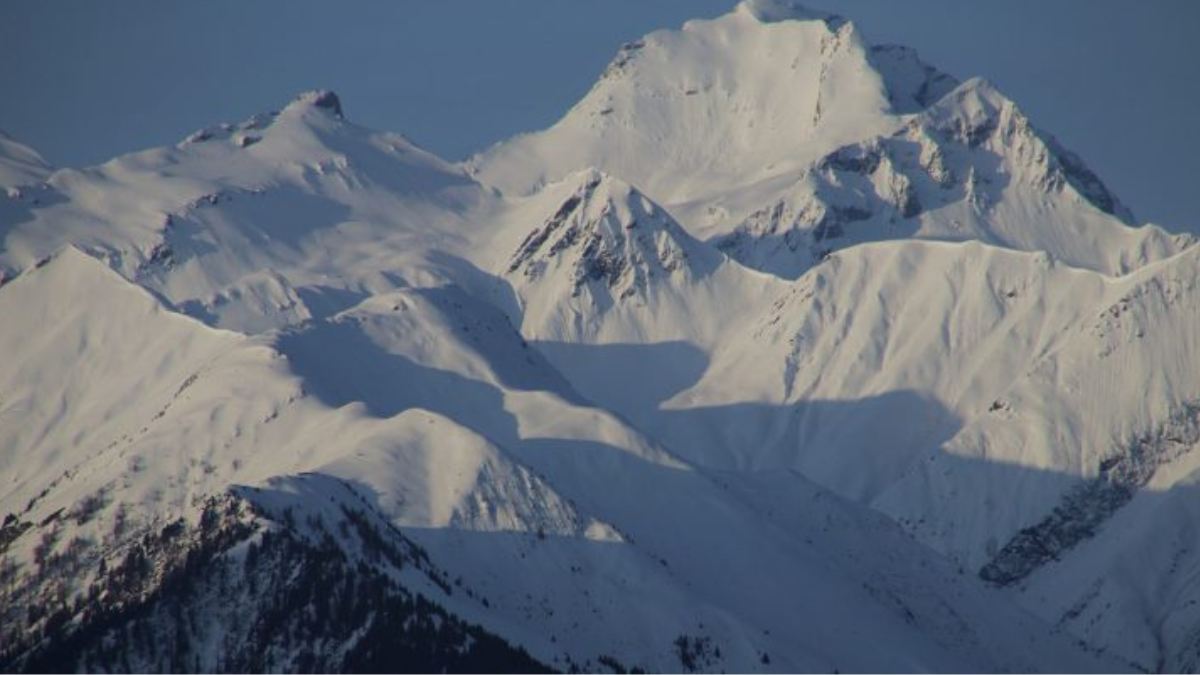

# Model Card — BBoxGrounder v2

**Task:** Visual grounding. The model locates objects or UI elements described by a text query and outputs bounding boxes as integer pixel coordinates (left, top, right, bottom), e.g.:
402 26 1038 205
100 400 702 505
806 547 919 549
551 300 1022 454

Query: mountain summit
0 130 53 188
470 2 902 201
734 0 846 26
470 3 1180 280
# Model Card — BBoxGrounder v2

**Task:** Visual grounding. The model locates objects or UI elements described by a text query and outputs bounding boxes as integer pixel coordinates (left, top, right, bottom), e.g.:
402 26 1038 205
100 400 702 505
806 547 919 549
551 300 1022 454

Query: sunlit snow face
1 3 1195 673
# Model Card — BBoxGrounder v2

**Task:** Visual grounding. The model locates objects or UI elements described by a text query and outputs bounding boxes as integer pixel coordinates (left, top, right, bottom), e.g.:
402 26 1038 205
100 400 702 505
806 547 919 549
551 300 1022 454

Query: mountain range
2 1 1198 672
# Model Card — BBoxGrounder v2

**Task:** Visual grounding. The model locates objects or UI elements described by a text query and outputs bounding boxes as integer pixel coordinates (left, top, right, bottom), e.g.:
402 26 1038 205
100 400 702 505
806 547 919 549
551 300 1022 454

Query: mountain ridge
1 2 1197 672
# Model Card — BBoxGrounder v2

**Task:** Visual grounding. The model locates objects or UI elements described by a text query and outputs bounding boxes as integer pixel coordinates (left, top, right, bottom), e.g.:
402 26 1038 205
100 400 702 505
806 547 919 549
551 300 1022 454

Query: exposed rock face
0 485 547 674
506 170 717 303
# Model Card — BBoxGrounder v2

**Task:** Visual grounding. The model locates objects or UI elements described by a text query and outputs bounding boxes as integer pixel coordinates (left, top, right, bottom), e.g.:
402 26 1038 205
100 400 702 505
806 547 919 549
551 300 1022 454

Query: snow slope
704 78 1185 278
471 0 898 204
2 1 1199 672
0 246 1111 672
472 2 1186 282
0 90 499 333
488 168 783 348
0 130 52 188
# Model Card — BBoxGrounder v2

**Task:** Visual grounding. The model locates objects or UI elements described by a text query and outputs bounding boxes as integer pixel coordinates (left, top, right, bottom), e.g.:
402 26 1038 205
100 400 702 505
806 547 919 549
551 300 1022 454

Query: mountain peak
949 76 1008 106
565 166 610 191
919 77 1020 148
0 129 54 188
732 0 847 28
505 168 720 303
178 89 347 148
472 3 893 202
916 77 1133 221
282 89 345 120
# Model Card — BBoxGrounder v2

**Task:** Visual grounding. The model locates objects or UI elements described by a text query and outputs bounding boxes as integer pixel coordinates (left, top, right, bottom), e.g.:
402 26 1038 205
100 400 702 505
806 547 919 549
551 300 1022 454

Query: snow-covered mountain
0 130 53 188
705 77 1184 278
470 0 897 203
0 90 499 331
2 1 1198 672
471 1 1186 281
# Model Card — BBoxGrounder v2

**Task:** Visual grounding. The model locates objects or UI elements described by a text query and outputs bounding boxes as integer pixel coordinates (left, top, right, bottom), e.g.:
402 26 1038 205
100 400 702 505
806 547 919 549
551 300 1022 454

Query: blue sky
1 1 1196 229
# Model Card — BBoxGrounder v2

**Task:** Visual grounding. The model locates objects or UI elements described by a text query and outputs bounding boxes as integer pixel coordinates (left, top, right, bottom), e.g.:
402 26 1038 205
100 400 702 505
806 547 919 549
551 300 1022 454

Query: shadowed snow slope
0 246 1113 673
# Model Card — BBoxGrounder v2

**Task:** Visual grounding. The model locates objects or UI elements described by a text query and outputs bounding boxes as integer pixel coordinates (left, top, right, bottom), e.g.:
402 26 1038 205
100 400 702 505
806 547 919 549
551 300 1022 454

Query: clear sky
1 1 1196 230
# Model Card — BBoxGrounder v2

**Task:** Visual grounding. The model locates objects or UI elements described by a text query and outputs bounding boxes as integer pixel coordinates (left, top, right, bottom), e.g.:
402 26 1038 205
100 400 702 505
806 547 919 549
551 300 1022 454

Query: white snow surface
0 130 53 188
3 3 1199 672
470 0 895 205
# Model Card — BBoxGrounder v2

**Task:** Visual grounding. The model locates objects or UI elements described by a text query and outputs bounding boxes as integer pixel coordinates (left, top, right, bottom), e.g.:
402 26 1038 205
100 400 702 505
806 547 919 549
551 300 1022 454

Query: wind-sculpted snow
2 2 1198 672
